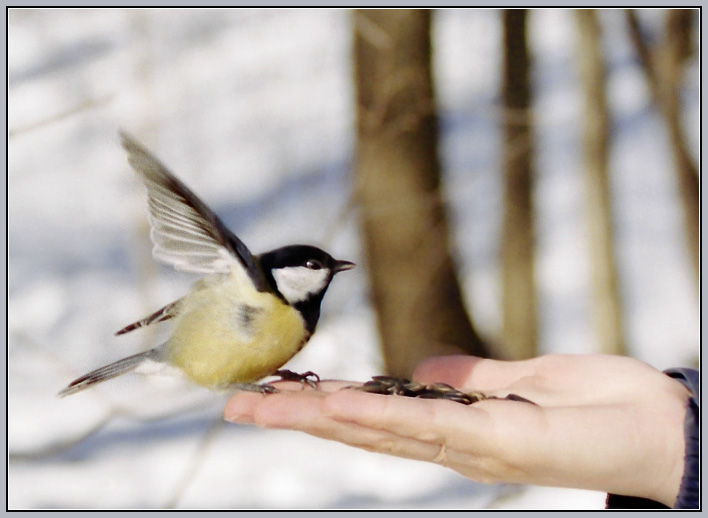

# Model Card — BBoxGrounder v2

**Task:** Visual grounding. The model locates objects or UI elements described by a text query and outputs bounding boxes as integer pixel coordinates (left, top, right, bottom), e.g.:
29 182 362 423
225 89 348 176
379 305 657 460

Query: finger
296 416 443 463
225 388 445 463
224 386 330 425
319 388 567 486
227 385 369 429
322 388 484 445
223 391 266 424
329 387 549 450
223 379 360 423
268 379 358 393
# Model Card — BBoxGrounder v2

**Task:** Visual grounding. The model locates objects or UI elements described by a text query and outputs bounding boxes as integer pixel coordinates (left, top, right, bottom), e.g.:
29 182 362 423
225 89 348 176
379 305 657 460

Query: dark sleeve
664 368 699 509
605 367 699 509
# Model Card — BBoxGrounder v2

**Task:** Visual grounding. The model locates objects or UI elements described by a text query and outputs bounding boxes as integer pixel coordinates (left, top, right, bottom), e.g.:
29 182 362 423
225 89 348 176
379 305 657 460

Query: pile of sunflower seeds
352 376 537 406
352 376 489 405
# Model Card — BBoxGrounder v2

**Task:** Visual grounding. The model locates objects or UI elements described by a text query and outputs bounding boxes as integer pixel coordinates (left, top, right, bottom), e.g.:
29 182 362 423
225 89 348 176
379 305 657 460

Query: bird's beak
333 259 355 273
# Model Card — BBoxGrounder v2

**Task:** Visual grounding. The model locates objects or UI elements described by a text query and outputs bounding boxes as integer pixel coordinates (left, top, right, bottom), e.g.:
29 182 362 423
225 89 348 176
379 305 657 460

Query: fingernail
223 411 254 424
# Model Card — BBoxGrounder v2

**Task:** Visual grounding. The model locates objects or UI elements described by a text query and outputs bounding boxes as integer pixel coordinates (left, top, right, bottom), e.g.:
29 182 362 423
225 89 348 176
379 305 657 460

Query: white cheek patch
272 266 330 304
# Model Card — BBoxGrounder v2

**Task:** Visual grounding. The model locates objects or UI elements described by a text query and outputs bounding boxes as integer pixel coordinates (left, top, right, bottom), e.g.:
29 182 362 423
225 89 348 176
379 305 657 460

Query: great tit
59 132 354 397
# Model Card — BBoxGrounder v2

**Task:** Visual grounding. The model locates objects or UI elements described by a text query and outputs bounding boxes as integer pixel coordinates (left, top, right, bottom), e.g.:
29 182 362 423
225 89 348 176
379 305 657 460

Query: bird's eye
306 260 322 270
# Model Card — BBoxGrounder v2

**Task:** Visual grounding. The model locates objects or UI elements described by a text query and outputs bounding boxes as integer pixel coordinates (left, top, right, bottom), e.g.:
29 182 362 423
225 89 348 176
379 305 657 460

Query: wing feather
119 131 267 290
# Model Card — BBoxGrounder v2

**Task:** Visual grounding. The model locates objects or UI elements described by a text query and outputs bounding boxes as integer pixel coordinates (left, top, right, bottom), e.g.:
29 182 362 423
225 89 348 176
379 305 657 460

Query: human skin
224 354 690 507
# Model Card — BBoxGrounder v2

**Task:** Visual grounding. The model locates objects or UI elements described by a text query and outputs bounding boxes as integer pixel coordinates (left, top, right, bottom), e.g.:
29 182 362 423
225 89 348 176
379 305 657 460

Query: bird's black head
258 245 354 333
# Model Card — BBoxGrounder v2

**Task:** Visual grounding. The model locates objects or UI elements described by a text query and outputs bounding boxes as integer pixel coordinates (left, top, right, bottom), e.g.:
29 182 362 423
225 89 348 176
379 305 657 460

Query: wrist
607 371 694 508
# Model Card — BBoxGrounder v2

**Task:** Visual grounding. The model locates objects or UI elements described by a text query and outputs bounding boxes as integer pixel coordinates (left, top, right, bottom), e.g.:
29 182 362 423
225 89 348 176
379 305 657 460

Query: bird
59 131 354 397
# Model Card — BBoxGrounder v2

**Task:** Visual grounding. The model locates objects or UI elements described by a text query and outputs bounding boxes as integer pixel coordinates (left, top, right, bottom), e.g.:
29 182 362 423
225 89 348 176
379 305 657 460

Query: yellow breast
164 277 308 389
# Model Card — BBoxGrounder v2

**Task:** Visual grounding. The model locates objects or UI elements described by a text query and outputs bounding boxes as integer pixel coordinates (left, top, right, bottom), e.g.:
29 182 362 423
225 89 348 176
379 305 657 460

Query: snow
8 8 698 510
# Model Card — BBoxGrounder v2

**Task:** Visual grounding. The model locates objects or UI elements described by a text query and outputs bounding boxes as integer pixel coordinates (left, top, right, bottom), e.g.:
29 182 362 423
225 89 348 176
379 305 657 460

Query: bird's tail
58 349 158 397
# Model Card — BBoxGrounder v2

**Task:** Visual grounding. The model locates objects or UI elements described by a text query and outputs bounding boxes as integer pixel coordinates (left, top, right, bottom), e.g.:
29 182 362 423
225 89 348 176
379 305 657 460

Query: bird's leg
273 369 320 389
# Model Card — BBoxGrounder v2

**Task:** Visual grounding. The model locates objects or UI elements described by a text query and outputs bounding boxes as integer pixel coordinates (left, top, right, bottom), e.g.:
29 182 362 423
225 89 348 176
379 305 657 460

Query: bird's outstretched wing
119 131 267 292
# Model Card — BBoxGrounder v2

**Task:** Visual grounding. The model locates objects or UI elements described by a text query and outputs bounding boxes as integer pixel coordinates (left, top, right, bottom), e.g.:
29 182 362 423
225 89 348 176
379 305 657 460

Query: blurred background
8 8 699 509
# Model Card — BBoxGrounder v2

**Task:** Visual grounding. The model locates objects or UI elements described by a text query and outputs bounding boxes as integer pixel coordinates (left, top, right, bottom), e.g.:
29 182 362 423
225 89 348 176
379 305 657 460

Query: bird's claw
273 369 320 390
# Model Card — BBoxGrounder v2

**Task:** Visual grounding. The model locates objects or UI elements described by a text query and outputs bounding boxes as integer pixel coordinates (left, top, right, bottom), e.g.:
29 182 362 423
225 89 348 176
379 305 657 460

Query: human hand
223 354 690 507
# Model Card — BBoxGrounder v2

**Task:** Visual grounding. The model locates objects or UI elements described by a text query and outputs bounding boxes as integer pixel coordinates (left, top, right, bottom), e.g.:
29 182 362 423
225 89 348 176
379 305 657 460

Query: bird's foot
273 369 320 390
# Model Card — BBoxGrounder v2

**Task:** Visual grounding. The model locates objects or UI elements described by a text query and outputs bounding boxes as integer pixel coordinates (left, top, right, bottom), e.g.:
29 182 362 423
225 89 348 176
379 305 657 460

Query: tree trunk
500 9 538 359
576 10 627 355
353 9 489 378
626 9 699 285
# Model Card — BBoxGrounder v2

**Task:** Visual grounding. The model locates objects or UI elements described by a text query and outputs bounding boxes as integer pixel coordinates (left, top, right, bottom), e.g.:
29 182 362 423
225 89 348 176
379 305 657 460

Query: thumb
414 355 540 392
412 355 485 387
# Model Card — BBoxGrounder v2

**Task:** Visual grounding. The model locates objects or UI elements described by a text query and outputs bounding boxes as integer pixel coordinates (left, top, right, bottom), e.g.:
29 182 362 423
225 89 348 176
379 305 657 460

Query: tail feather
58 349 158 397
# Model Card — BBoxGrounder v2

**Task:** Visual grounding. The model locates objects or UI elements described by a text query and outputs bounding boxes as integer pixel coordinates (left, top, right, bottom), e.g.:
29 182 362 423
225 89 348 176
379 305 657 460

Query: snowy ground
8 8 699 509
